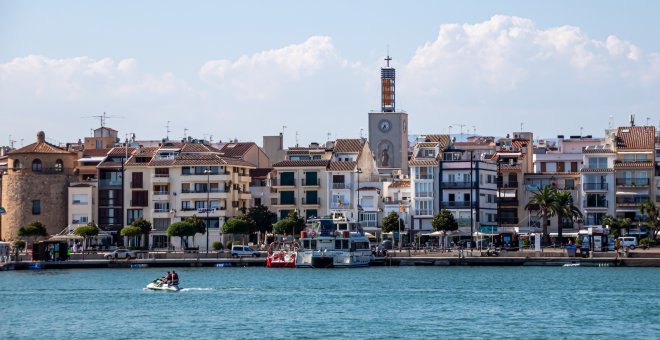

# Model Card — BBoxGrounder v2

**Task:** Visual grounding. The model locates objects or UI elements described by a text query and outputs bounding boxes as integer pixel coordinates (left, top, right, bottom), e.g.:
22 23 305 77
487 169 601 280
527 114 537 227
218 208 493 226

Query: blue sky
1 0 659 147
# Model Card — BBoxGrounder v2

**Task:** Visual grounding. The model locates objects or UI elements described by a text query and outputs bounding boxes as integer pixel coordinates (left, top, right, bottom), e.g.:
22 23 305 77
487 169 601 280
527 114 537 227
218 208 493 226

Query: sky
1 0 659 148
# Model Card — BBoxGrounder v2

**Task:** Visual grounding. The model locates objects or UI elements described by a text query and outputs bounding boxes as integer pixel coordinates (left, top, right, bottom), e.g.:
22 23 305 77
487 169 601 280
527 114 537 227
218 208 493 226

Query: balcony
181 172 230 181
616 196 649 207
329 203 352 210
153 191 169 196
497 182 518 188
271 198 296 206
416 209 433 216
441 181 476 189
153 208 170 214
583 200 608 208
498 217 519 225
456 218 472 227
616 178 649 187
332 183 351 189
99 179 123 188
302 197 321 206
440 201 478 209
497 198 519 206
415 175 433 180
152 174 170 183
416 192 433 198
583 183 608 191
271 178 296 187
301 178 320 187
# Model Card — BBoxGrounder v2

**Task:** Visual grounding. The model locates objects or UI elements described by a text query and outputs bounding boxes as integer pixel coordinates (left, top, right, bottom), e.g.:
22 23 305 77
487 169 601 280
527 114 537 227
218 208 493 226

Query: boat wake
179 288 214 292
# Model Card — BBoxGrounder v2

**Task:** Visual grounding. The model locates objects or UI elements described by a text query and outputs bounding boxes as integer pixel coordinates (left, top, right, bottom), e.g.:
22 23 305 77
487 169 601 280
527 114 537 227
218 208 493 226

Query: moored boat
266 241 299 268
295 215 373 268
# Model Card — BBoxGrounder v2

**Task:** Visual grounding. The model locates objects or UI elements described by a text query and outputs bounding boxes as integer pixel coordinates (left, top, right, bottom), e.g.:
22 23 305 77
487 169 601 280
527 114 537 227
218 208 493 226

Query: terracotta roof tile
334 139 363 153
250 168 272 179
409 159 438 166
220 143 255 157
422 134 450 147
613 161 654 168
583 147 614 153
107 147 136 156
273 160 330 168
9 141 73 155
82 148 112 157
389 180 411 188
616 126 655 150
328 161 357 171
417 142 437 148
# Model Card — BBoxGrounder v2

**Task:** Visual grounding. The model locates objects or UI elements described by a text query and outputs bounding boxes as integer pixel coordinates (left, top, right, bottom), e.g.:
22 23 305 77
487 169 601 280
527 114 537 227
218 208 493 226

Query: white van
618 237 637 249
231 245 260 258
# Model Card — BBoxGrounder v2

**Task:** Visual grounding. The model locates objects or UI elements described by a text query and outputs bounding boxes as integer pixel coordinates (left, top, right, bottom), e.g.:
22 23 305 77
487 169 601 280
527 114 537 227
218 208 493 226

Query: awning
365 232 376 238
549 232 579 237
421 231 445 236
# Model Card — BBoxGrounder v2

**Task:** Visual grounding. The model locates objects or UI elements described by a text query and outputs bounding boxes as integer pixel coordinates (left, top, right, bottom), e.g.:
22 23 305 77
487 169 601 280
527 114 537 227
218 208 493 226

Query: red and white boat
266 241 299 268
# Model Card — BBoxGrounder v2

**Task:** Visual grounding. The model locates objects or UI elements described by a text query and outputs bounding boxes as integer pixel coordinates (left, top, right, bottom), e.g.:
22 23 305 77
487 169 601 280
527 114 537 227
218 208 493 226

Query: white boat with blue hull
296 216 373 268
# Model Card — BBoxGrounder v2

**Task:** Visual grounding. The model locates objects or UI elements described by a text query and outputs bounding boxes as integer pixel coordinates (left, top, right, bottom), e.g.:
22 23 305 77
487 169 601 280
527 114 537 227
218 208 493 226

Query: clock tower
368 55 409 175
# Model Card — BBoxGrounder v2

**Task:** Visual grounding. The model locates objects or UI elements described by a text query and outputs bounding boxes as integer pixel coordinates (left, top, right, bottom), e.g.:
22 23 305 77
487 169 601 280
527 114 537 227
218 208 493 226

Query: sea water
1 267 659 339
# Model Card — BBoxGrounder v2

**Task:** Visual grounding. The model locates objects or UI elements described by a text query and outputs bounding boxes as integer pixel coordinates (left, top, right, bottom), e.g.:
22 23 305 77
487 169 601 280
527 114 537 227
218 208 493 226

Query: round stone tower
1 131 77 240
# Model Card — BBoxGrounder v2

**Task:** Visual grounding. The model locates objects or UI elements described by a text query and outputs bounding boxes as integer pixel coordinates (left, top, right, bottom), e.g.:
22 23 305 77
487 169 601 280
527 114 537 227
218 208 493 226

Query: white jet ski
146 279 181 292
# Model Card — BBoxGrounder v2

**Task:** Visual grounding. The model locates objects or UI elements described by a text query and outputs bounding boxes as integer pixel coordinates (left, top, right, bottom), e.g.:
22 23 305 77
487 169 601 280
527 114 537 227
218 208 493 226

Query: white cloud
199 36 354 100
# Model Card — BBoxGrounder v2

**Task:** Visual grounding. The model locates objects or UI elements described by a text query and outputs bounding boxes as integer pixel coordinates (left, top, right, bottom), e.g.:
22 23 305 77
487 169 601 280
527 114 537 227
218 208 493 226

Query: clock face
379 119 392 132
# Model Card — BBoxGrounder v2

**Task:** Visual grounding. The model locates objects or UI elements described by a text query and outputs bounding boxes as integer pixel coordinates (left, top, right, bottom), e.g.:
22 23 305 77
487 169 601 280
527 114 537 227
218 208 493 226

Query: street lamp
204 167 212 254
355 167 362 223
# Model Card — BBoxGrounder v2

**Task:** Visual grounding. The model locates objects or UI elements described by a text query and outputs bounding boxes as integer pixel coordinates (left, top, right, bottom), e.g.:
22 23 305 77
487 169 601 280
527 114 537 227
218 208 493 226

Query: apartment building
122 142 254 250
526 135 600 233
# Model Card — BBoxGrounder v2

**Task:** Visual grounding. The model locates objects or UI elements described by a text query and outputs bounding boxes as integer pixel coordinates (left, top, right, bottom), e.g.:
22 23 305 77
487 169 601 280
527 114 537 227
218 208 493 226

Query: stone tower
368 55 409 175
1 131 76 239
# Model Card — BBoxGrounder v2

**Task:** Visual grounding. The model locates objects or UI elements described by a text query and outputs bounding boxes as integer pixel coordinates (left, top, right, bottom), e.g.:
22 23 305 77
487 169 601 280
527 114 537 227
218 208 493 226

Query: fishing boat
295 215 373 268
266 241 299 268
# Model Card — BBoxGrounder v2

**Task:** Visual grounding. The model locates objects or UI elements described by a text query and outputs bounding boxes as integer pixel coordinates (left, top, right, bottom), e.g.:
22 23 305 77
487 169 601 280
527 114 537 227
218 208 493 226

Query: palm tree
640 201 659 241
555 190 583 245
602 215 631 238
525 186 559 245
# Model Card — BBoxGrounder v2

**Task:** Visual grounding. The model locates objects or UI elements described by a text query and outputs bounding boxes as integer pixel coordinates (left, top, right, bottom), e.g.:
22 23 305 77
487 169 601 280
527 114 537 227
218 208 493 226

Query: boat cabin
299 217 370 252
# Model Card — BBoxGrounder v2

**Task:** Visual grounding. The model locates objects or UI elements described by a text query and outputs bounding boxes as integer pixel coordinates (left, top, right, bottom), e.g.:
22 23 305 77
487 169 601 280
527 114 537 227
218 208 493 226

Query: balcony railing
153 191 169 195
616 197 649 205
416 209 433 216
616 178 650 186
330 203 352 209
180 188 225 194
497 182 518 188
441 181 476 189
497 198 519 206
99 179 123 188
152 174 170 178
301 178 320 186
583 200 608 208
415 175 433 180
181 171 228 176
440 201 478 209
302 198 321 205
498 217 519 225
583 183 608 190
416 192 433 198
332 183 351 189
271 178 296 186
153 208 170 213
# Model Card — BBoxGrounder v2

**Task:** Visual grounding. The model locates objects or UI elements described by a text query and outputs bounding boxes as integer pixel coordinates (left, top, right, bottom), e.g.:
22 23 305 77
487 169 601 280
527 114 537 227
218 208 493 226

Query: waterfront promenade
3 247 660 270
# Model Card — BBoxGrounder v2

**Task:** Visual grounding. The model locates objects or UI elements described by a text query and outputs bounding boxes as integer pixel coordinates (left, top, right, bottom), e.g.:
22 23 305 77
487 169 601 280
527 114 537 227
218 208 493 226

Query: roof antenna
360 128 364 139
608 115 613 129
295 131 299 147
520 122 524 131
629 114 635 126
183 128 189 140
165 121 171 141
646 117 651 126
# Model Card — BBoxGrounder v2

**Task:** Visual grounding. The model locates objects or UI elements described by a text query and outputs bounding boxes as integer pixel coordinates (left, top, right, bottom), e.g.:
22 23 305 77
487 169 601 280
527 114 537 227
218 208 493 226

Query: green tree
432 210 458 234
272 210 305 236
185 215 206 248
18 220 48 249
246 205 277 242
381 211 405 233
602 215 631 238
640 201 659 241
130 217 152 248
166 221 197 249
73 224 99 250
222 217 256 243
120 226 142 248
554 191 583 244
525 187 560 245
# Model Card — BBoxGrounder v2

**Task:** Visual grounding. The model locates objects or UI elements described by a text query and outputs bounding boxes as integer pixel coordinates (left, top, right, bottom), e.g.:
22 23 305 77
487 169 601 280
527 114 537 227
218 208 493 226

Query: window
204 217 220 229
72 194 89 204
153 202 170 213
153 218 171 231
463 193 471 202
181 201 192 211
586 213 605 225
95 140 103 149
448 193 455 202
588 157 608 169
415 200 432 215
131 191 148 207
13 159 21 170
571 162 578 172
565 179 575 190
280 191 295 205
127 209 144 224
416 166 433 179
556 162 565 173
415 182 433 197
54 159 64 172
331 194 347 208
131 172 143 188
32 159 42 172
546 162 557 172
254 198 262 206
32 200 41 214
72 214 88 224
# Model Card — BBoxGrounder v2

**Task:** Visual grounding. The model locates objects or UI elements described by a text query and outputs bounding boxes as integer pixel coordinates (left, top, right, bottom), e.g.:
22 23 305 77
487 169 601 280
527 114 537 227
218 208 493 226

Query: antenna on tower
608 115 614 129
520 122 524 131
183 128 189 140
8 135 16 149
81 112 123 128
629 114 635 126
326 132 331 143
360 128 364 139
295 131 299 147
165 121 171 141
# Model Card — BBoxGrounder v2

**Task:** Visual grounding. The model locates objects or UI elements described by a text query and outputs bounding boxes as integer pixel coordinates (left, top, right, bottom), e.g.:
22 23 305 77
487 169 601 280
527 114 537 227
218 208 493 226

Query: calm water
1 266 659 339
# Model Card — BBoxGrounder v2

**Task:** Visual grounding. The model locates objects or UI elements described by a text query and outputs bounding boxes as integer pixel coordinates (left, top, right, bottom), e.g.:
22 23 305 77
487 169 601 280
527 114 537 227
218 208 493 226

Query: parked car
104 249 136 259
618 237 637 249
231 245 259 257
381 240 393 250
